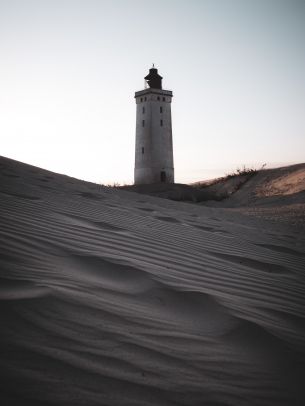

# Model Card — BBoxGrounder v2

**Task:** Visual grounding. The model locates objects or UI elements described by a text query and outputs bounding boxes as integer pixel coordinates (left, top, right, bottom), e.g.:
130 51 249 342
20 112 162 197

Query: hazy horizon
1 0 305 184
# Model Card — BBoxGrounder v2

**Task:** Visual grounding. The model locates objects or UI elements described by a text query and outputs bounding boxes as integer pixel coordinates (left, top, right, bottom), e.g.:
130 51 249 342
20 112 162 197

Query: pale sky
1 0 305 184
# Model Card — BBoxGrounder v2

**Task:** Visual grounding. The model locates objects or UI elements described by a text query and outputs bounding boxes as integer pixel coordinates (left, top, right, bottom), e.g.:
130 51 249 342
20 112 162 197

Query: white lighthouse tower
134 66 174 185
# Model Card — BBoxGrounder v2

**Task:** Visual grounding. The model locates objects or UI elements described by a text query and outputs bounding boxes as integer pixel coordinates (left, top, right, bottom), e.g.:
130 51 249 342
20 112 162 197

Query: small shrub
225 165 258 179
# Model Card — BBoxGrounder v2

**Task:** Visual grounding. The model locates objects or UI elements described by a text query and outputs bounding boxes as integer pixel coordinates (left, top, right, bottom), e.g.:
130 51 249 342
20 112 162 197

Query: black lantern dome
145 66 163 89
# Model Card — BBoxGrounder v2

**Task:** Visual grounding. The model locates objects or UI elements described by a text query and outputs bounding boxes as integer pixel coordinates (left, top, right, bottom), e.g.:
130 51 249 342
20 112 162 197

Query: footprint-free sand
1 156 305 405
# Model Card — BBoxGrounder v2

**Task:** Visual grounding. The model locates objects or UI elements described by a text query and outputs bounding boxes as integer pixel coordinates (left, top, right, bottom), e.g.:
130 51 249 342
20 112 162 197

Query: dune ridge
1 156 305 405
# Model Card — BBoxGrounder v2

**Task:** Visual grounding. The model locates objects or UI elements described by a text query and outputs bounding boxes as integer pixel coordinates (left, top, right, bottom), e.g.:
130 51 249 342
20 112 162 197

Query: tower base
134 167 174 185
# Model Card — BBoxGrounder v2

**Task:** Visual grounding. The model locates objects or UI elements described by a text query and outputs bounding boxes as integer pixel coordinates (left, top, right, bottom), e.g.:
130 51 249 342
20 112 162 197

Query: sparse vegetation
225 165 258 179
103 165 265 203
108 182 121 188
99 182 122 188
196 165 261 189
186 165 263 202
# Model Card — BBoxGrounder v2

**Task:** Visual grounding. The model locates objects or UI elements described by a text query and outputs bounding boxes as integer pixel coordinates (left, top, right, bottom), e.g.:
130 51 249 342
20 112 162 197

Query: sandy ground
1 156 305 405
208 164 305 227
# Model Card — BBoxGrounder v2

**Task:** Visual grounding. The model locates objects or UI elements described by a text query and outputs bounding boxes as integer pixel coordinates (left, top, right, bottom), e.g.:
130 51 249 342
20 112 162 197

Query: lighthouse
134 66 174 185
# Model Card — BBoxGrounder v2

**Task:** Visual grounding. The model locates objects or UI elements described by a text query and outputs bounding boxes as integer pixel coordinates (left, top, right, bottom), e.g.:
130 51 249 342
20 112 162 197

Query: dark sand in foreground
1 156 305 405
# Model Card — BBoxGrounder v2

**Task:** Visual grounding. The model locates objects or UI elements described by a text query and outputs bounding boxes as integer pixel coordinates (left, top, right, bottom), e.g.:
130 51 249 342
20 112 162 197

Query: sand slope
213 164 305 205
209 164 305 226
1 156 305 405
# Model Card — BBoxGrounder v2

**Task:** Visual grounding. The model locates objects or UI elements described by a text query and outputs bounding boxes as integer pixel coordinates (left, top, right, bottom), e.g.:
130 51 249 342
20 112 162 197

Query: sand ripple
1 157 305 405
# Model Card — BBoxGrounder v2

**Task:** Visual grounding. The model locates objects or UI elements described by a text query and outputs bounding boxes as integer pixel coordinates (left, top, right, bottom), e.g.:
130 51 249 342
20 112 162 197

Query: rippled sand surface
1 156 305 405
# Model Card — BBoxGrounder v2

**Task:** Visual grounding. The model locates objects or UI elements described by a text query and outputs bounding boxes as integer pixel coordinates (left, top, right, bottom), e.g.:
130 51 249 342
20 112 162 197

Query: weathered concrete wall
134 88 174 185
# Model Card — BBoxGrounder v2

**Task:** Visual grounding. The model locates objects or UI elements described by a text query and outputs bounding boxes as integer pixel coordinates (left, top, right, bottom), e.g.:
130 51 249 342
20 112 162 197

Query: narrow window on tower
142 107 145 114
163 97 165 101
140 97 143 102
142 120 145 127
157 96 160 101
160 106 163 113
142 147 144 154
144 97 147 101
160 119 163 126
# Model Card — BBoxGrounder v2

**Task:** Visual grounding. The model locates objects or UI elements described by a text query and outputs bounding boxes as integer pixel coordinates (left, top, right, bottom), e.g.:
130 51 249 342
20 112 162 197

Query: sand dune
123 164 305 227
1 156 305 405
205 164 305 226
